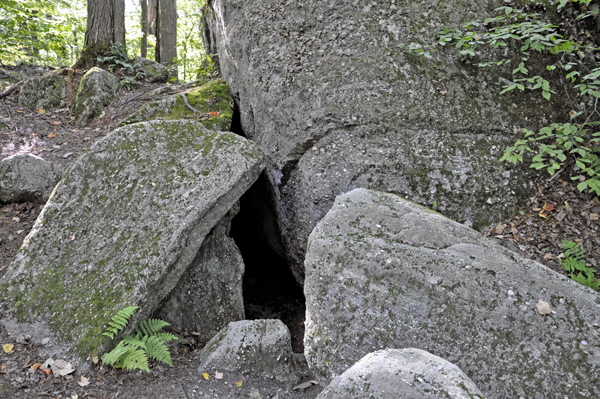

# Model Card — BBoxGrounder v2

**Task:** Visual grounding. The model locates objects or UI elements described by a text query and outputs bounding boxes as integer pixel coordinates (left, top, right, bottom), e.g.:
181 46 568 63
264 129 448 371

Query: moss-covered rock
74 67 119 126
121 79 233 132
18 70 66 110
0 120 265 367
0 154 64 203
134 57 169 83
305 188 600 398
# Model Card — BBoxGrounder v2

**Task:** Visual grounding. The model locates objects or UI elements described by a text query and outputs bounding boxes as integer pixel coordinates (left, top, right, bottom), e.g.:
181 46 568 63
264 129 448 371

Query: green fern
101 307 178 372
102 306 139 339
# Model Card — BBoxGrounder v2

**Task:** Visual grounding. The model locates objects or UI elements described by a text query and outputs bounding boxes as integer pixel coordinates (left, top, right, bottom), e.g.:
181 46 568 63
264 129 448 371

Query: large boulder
317 349 485 399
134 57 169 83
74 67 119 126
304 188 600 398
18 71 65 110
0 154 64 203
0 120 265 365
197 319 299 382
121 79 233 132
157 203 245 342
203 0 571 284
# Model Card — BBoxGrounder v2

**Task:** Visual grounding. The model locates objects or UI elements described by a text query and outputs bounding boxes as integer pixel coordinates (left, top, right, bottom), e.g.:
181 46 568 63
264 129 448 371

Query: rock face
0 120 265 364
317 349 485 399
304 188 600 398
74 67 119 126
0 154 64 203
18 71 65 110
158 203 245 342
203 0 571 284
121 79 233 132
197 320 299 382
134 57 169 83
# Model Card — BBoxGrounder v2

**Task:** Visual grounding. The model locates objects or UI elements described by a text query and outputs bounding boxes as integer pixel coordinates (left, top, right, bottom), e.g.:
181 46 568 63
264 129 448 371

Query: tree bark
73 0 126 69
155 0 177 67
140 0 148 58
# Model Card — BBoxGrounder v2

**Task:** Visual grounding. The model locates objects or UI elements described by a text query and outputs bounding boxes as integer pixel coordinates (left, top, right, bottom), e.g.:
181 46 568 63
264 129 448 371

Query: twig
118 91 148 112
180 92 199 113
0 81 22 100
179 380 190 399
2 99 10 121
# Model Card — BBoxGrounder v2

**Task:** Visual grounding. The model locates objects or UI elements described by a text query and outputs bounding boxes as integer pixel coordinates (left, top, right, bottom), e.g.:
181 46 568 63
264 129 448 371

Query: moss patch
121 79 233 132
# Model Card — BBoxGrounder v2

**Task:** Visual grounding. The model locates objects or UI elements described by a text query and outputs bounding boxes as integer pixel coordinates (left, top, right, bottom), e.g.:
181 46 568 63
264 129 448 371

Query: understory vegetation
0 0 208 82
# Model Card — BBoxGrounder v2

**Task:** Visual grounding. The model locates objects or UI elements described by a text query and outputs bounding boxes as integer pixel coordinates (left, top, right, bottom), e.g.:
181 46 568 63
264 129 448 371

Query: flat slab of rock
304 188 600 398
317 348 485 399
0 154 64 203
0 120 265 364
197 319 299 382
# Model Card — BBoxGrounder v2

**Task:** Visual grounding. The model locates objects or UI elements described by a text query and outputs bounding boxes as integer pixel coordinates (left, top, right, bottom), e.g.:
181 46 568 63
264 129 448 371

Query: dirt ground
1 65 599 398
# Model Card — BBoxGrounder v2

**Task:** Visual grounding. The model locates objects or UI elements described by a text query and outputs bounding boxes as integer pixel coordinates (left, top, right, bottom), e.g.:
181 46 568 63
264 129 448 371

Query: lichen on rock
18 70 66 111
74 67 119 126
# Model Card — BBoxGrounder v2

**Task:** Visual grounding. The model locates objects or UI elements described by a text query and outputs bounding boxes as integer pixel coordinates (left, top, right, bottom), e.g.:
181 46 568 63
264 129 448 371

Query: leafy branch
397 1 600 197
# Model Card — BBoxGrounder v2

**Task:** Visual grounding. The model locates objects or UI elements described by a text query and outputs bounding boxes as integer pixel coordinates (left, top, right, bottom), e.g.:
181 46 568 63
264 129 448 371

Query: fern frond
101 341 130 366
102 306 139 339
122 335 147 350
154 332 179 344
144 335 173 366
136 319 170 336
119 348 150 372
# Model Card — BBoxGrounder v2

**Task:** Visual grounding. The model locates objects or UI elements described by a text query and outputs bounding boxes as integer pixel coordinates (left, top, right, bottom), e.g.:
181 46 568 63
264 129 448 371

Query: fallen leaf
12 217 20 222
151 182 156 187
60 362 75 376
53 121 61 125
235 380 243 387
3 343 14 354
186 205 195 212
32 363 42 371
92 355 98 365
48 133 56 138
78 375 90 387
492 224 504 235
42 358 54 369
591 213 599 221
0 364 6 374
16 230 23 235
202 372 209 380
70 234 76 241
71 395 78 399
17 110 23 113
42 368 51 375
215 371 223 379
41 338 50 345
535 300 552 316
38 108 45 114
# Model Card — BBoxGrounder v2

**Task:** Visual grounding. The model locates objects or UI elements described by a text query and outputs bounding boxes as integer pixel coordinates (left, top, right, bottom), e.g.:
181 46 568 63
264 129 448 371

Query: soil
1 65 599 398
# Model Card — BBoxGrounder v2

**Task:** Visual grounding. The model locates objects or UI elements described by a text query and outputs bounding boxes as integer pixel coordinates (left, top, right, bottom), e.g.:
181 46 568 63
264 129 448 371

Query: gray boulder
304 188 600 398
18 71 65 110
74 67 119 126
197 319 299 382
0 120 265 365
0 154 64 203
134 57 169 83
317 349 485 399
203 0 572 284
158 203 245 342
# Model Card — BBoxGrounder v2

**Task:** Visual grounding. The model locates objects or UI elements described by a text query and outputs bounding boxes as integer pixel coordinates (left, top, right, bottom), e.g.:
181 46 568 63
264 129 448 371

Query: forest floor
0 65 599 398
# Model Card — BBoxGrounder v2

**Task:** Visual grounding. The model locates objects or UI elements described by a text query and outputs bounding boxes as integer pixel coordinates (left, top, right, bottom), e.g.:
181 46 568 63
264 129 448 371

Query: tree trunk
73 0 126 69
140 0 148 58
155 0 177 68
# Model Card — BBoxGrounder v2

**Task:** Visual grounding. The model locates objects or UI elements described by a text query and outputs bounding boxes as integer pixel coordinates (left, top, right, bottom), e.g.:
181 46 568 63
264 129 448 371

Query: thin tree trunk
156 0 177 67
140 0 148 58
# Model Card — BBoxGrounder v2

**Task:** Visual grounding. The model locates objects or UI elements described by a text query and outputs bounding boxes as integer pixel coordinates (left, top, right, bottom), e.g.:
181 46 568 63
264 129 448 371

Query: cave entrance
230 172 306 353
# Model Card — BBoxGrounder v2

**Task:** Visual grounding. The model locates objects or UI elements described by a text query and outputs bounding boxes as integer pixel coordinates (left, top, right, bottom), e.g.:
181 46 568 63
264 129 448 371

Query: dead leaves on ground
535 300 553 316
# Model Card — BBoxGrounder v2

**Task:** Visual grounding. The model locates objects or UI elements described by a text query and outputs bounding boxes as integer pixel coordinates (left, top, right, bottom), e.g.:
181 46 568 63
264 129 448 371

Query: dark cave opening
230 172 306 353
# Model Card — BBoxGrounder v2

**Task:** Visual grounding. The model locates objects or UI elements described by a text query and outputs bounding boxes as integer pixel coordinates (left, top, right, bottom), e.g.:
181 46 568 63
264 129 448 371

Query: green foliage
101 306 178 372
98 43 147 90
560 240 600 290
194 53 218 81
397 1 600 198
0 0 86 65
